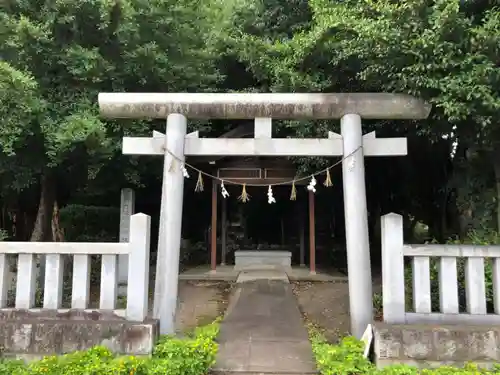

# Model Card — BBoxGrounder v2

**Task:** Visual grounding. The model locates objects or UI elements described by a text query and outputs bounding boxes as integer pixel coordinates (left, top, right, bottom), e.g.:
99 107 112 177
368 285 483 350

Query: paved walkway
214 279 317 374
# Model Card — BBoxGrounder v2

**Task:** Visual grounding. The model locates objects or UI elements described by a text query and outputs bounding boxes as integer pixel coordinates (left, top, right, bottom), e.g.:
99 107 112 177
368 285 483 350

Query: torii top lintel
98 93 431 120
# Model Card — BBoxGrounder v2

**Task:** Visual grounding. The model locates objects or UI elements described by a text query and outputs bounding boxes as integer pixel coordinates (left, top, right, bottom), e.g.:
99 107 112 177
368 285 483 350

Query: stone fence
0 213 157 359
375 213 500 369
381 212 500 324
0 213 150 320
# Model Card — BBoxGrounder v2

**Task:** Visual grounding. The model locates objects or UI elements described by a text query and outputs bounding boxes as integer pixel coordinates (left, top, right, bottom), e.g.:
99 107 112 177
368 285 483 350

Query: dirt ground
85 279 231 333
292 276 382 343
85 271 383 340
174 280 232 332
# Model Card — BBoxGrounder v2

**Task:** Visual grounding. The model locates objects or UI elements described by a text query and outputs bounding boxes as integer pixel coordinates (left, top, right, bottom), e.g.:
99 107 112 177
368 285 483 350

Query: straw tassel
181 163 190 178
238 184 250 202
195 171 204 192
168 158 176 172
290 181 297 201
221 181 229 198
324 169 332 187
267 185 276 204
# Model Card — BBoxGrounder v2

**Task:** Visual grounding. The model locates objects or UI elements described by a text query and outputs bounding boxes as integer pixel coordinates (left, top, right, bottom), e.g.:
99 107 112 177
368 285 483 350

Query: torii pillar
341 115 375 338
98 92 431 338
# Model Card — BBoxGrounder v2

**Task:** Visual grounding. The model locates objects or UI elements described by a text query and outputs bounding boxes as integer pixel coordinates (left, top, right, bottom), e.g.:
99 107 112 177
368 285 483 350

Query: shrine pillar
308 191 316 274
153 113 187 334
341 114 372 339
210 180 218 271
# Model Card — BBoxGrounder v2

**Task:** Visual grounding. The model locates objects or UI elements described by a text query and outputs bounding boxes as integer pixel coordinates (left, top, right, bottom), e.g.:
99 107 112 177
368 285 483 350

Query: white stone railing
382 213 500 325
0 213 151 321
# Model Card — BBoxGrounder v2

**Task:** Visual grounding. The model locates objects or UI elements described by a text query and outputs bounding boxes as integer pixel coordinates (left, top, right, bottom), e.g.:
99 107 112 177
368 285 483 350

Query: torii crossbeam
122 129 407 157
98 92 431 338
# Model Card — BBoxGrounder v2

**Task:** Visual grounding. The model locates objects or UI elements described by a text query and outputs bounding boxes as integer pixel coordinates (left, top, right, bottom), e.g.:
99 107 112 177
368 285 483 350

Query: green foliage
58 204 119 285
449 154 498 233
59 204 119 242
311 331 374 375
0 0 229 204
0 62 44 156
309 326 500 374
0 321 220 375
0 359 25 375
233 0 500 129
228 0 500 215
149 320 220 375
0 61 45 194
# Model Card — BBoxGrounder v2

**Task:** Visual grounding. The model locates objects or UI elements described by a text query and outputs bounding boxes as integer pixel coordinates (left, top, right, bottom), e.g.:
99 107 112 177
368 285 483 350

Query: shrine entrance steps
179 265 348 283
236 269 289 283
213 279 317 375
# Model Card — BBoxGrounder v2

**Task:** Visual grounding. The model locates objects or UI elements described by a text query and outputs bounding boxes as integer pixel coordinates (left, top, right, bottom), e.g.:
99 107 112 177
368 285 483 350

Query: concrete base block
0 309 158 360
373 322 500 369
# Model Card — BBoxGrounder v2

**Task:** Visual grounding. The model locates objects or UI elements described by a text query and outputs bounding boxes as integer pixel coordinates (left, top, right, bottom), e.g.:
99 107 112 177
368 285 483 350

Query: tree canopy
0 0 228 239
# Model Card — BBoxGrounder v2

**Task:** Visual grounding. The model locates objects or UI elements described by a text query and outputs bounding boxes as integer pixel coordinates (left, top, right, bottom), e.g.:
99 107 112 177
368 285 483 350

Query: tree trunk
30 171 56 291
493 158 500 233
30 171 56 242
440 191 448 239
51 201 64 242
458 207 473 238
370 203 381 247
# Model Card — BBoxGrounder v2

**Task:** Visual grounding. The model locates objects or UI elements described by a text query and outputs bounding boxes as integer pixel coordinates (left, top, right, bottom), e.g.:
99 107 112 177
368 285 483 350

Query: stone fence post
381 213 405 324
126 213 151 321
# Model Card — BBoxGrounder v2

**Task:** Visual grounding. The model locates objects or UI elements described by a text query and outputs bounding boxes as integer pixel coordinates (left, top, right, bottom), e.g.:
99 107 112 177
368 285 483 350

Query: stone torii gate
98 93 430 338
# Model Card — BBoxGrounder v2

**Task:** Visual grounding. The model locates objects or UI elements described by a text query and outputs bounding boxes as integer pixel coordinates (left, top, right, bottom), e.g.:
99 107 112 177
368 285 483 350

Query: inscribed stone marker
118 188 135 296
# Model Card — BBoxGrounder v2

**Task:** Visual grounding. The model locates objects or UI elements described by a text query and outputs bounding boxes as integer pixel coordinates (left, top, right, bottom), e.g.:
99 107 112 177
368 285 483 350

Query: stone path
214 279 317 374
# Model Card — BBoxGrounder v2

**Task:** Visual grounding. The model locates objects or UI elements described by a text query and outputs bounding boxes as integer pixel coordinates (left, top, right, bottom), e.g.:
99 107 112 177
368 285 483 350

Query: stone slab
215 280 316 374
0 309 158 360
234 251 292 271
373 322 500 369
99 92 431 120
